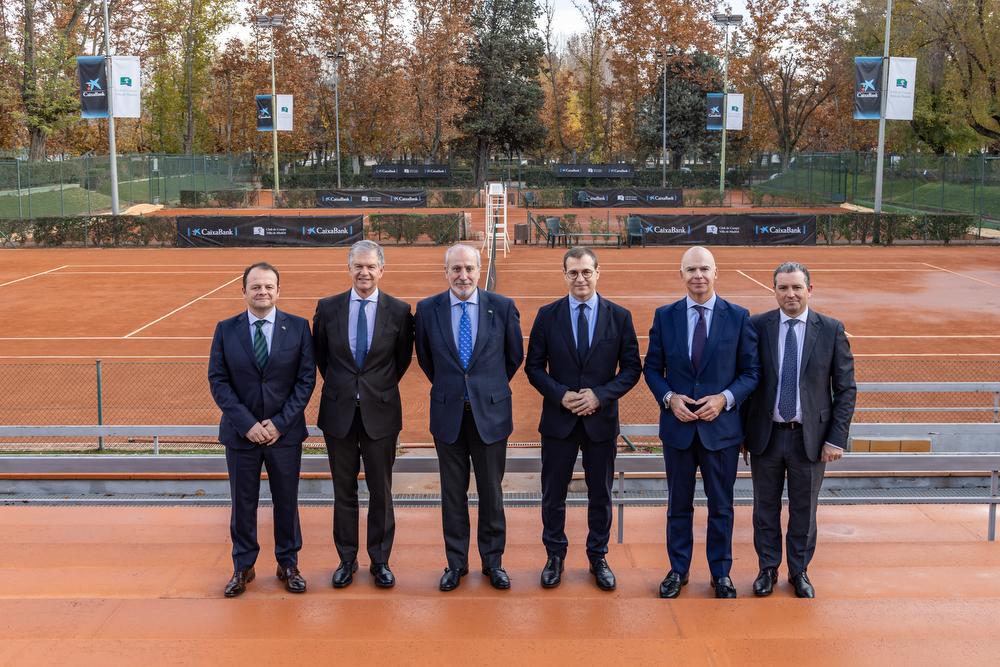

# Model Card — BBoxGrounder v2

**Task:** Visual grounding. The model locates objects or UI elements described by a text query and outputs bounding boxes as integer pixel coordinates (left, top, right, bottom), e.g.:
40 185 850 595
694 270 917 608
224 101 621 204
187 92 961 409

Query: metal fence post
15 159 23 220
993 390 999 423
96 359 104 451
616 470 625 544
989 470 997 542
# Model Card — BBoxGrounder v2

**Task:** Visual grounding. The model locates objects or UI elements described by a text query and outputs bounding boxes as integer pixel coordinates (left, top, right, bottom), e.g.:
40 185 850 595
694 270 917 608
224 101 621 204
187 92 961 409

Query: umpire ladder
483 182 510 259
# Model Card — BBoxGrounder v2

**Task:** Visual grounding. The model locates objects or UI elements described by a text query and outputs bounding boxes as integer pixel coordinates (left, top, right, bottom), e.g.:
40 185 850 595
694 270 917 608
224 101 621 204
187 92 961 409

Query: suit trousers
663 433 739 578
540 421 616 561
751 425 826 576
434 406 507 570
324 407 397 564
225 443 303 571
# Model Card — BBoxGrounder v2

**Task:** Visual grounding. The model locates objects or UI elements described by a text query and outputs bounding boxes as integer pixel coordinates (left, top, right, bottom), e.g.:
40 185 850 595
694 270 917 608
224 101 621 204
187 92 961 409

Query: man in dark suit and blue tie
525 247 641 590
414 243 523 592
742 262 856 598
644 246 759 599
209 262 316 597
313 241 414 589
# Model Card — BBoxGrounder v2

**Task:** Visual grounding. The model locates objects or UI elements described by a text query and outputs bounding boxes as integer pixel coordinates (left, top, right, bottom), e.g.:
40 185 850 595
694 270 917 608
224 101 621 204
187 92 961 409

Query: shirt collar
569 292 599 310
686 293 717 312
779 307 809 325
247 308 276 325
450 288 479 308
351 288 379 304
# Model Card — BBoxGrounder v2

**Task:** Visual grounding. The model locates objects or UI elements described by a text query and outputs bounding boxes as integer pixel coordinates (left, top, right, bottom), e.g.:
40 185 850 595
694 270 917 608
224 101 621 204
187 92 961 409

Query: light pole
872 0 893 243
712 13 743 199
325 41 346 189
102 0 119 214
655 49 668 187
256 14 284 196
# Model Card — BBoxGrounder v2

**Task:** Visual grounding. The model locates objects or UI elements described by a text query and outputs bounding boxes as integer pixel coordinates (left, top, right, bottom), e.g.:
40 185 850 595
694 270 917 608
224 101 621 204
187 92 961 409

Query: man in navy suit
209 262 316 598
414 244 523 592
643 246 759 599
525 247 641 591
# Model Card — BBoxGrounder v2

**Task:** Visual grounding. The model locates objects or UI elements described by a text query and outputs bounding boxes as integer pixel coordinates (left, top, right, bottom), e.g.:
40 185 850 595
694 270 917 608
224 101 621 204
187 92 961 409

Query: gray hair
347 240 385 268
773 261 811 287
444 243 481 269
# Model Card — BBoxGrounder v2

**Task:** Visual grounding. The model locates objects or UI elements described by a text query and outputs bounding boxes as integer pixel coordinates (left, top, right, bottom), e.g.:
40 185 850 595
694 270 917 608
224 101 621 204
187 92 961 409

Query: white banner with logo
110 56 141 118
725 93 744 131
276 94 293 131
885 57 916 121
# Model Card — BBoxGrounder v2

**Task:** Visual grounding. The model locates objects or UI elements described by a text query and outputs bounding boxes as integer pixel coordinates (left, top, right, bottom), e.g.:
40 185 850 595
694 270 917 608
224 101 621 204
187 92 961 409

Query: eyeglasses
565 269 595 280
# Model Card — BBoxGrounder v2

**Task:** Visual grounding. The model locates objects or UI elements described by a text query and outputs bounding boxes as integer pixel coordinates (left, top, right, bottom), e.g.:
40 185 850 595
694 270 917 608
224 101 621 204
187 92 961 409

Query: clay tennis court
1 242 999 443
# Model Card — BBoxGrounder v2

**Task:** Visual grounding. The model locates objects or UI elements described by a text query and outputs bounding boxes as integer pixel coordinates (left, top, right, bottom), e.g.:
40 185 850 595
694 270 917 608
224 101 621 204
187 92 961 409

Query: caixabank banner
77 56 109 118
372 164 450 179
573 188 683 207
176 216 363 247
637 214 816 245
552 164 635 178
316 189 427 208
854 57 883 120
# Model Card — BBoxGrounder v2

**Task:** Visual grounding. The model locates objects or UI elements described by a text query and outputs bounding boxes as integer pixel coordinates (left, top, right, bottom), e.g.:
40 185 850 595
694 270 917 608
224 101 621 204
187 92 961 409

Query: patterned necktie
778 319 800 421
691 305 707 370
576 303 590 362
253 319 268 370
458 301 473 369
355 299 369 368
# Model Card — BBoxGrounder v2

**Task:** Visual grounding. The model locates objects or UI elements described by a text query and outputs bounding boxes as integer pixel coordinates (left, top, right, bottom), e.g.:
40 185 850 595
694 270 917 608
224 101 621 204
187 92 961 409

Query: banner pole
102 0 120 215
719 26 729 198
872 0 893 242
270 28 280 197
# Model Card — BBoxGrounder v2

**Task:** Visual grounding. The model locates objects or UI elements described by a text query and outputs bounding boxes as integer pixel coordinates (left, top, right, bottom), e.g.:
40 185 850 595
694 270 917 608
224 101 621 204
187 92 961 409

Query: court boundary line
123 275 243 338
0 265 68 288
922 262 1000 287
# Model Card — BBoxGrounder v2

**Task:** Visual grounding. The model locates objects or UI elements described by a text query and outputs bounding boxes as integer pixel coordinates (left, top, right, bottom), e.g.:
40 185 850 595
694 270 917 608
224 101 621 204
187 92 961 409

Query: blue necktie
458 302 473 369
355 299 369 368
253 320 268 369
778 319 799 421
691 305 707 370
576 303 589 362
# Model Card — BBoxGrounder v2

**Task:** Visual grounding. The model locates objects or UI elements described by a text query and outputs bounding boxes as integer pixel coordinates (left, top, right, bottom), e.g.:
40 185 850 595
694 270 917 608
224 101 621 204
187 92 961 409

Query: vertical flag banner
886 57 917 121
77 56 109 118
725 93 744 131
706 93 724 131
276 94 293 131
110 56 141 118
854 56 883 120
256 95 274 131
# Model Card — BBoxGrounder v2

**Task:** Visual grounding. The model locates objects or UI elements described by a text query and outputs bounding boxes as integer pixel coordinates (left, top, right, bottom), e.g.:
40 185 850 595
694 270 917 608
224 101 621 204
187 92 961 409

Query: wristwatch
663 391 674 408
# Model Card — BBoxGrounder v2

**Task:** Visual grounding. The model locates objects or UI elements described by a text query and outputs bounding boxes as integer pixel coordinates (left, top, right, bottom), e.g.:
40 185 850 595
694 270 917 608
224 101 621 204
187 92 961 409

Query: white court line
200 294 779 301
736 270 774 293
123 275 243 338
922 262 1000 287
0 336 213 341
0 265 68 288
53 269 451 275
847 335 1000 339
852 353 1000 357
0 355 210 359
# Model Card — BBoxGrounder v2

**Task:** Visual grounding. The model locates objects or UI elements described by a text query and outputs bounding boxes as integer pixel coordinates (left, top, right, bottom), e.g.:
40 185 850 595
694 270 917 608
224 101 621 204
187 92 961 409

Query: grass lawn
0 187 113 218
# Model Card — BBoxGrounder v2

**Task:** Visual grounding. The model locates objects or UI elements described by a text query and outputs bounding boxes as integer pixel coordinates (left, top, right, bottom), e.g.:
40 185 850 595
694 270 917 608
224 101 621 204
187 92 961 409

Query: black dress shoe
482 566 511 590
276 565 306 593
789 571 815 598
711 576 737 599
658 570 689 599
540 556 564 588
753 567 778 597
370 562 395 588
439 566 468 592
224 566 255 598
332 560 358 588
589 558 616 591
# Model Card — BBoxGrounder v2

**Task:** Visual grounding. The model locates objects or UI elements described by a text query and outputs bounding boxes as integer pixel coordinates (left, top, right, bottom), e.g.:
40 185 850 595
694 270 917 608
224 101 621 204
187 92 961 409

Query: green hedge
178 189 258 207
815 213 977 245
367 213 461 245
0 215 177 247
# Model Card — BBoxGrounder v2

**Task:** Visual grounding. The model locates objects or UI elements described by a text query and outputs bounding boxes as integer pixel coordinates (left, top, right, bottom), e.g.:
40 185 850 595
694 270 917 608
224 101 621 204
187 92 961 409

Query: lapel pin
281 325 286 330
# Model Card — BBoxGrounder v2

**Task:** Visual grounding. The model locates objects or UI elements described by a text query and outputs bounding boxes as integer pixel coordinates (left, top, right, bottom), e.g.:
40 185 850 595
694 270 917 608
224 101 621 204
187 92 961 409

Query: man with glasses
525 247 641 590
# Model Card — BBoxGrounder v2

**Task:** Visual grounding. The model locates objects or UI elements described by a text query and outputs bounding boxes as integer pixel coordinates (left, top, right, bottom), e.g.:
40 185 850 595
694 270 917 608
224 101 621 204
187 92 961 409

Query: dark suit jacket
208 309 316 450
525 295 642 442
414 289 523 444
742 308 857 460
312 290 414 440
643 296 759 451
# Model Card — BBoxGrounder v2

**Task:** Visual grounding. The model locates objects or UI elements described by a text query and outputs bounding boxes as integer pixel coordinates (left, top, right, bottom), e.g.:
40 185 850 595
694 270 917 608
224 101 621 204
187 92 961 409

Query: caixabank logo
643 223 691 235
320 194 351 204
188 227 237 237
301 225 352 236
755 224 806 234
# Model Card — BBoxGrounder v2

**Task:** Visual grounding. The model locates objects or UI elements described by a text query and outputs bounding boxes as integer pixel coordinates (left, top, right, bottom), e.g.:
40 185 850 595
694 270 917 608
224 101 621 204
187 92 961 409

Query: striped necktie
253 319 268 369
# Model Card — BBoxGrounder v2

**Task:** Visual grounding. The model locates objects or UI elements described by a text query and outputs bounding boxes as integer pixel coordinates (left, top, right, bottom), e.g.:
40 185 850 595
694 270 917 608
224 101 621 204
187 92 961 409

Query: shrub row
815 213 977 245
0 215 178 247
367 213 462 245
178 189 259 207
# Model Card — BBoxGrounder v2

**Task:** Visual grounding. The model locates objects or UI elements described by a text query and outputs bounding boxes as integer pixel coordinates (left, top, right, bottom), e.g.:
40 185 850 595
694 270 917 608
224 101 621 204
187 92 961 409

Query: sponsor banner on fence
854 56 883 120
110 56 141 118
316 189 427 208
176 216 363 247
372 164 451 179
637 214 816 245
573 188 683 208
256 95 273 131
77 56 109 118
553 164 635 178
885 57 916 121
725 93 744 131
706 93 724 130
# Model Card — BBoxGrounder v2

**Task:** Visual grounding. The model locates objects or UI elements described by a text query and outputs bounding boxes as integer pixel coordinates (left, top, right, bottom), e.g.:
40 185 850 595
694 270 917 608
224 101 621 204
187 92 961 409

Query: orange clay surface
1 504 999 665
